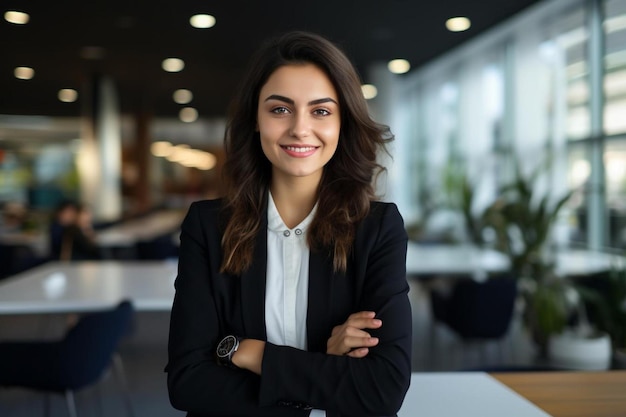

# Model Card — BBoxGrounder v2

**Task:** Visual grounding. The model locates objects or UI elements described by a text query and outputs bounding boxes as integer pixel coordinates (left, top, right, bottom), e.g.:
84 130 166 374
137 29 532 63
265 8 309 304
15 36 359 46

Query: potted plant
461 157 618 369
585 264 626 366
461 158 576 353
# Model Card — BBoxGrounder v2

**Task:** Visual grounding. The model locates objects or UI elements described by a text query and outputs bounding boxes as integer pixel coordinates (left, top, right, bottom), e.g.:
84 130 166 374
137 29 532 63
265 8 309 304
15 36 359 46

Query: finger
331 319 381 338
326 336 379 356
331 319 380 337
345 317 383 330
341 327 372 339
341 336 379 350
348 311 376 320
346 348 370 358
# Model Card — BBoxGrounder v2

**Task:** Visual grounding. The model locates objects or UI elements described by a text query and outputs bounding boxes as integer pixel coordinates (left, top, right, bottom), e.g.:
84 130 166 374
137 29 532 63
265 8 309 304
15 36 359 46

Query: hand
326 311 381 358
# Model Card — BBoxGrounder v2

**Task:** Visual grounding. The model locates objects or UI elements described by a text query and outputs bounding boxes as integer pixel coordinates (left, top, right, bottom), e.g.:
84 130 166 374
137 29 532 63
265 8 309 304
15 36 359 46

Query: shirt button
283 230 291 237
295 228 303 235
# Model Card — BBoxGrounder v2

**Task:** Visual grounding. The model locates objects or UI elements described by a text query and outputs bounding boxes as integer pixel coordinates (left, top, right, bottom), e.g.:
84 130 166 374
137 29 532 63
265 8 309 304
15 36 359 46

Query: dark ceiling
1 0 540 118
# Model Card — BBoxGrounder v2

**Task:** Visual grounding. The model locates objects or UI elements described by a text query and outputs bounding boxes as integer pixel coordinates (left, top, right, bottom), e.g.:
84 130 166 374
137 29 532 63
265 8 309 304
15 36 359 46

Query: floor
0 279 539 417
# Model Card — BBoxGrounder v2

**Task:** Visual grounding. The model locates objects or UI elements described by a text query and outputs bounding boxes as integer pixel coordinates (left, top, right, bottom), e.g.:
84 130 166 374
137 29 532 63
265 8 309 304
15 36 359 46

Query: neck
270 174 320 229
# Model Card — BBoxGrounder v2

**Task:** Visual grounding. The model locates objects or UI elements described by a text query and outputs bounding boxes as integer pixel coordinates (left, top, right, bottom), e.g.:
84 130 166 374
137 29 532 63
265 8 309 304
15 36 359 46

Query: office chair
0 300 135 417
430 276 518 366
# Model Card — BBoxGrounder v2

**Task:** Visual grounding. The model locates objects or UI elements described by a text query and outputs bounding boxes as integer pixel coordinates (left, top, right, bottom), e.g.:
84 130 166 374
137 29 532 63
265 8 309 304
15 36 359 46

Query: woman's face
257 63 340 187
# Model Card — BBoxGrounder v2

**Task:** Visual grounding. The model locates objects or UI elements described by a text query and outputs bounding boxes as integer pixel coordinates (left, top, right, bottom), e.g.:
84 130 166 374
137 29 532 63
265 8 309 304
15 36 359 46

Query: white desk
95 210 185 247
406 242 622 278
406 243 509 276
399 372 550 417
0 231 48 256
0 261 177 314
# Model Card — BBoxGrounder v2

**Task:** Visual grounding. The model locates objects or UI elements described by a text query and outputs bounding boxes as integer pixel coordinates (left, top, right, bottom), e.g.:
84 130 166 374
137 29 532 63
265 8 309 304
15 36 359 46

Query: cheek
257 116 284 139
321 125 340 149
258 133 272 158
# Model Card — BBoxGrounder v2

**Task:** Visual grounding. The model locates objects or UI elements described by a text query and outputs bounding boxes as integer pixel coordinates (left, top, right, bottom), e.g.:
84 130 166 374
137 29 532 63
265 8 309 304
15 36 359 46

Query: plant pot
548 329 612 370
614 348 626 369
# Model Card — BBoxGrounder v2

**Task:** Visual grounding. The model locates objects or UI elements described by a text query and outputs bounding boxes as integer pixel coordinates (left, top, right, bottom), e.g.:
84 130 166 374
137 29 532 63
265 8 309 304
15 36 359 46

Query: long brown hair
221 31 392 274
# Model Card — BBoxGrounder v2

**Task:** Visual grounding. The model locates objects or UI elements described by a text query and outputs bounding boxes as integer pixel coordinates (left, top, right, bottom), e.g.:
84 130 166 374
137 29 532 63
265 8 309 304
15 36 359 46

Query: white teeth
285 146 315 153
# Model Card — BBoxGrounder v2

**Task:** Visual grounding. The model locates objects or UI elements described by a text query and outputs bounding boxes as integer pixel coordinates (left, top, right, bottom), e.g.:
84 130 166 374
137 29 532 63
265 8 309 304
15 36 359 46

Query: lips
281 145 319 157
283 145 317 153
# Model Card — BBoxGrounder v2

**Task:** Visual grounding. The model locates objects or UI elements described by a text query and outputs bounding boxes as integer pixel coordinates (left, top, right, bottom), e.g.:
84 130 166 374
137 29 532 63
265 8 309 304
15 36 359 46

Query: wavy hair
221 31 393 274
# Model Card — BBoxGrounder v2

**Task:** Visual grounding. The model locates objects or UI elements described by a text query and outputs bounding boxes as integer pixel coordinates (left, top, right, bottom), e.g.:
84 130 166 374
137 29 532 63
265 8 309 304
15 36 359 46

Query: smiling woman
166 31 412 417
257 64 341 198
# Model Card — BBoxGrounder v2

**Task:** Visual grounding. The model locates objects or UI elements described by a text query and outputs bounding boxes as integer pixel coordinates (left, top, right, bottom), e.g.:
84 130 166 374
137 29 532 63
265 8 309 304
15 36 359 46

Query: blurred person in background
48 200 79 260
64 204 100 260
48 201 99 260
0 202 27 233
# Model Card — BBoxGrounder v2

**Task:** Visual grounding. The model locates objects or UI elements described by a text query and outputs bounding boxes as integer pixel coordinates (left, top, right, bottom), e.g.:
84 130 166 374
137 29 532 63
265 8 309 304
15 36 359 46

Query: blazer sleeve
259 203 412 417
166 201 308 417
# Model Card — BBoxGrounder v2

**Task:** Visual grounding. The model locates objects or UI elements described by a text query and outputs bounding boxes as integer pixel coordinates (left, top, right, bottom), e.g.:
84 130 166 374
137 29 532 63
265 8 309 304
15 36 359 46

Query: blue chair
0 300 135 417
431 277 518 339
430 276 518 366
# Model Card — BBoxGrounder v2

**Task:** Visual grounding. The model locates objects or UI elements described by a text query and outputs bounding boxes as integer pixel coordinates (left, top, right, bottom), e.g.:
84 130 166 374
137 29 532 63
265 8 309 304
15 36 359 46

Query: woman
166 31 412 417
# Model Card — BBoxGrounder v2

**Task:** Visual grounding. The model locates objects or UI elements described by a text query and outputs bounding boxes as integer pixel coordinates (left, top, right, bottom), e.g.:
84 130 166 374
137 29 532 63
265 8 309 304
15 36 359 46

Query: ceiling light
162 58 185 72
361 84 378 100
387 59 410 74
446 17 471 32
178 149 217 170
14 67 34 80
190 14 216 29
166 144 191 162
173 89 193 104
58 89 78 103
151 141 173 157
195 152 217 171
179 107 198 123
4 11 29 25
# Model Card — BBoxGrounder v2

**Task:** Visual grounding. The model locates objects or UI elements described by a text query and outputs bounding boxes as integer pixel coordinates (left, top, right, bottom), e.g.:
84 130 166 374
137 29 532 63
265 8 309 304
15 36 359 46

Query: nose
289 112 310 139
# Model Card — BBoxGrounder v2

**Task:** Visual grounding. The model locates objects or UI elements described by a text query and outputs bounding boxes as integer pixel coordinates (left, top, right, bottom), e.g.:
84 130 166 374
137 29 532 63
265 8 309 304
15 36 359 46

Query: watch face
217 336 236 358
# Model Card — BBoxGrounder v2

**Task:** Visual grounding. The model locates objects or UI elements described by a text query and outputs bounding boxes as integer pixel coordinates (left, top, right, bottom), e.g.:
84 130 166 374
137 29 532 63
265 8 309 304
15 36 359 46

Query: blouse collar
267 191 317 233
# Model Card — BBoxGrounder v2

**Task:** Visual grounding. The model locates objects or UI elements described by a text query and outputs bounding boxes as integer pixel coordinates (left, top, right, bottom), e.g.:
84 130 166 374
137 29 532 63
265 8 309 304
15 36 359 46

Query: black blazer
166 199 412 417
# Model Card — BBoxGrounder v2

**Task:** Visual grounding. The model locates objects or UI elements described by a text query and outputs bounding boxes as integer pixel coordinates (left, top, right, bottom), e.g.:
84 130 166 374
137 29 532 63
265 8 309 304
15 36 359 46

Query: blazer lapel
306 248 335 352
240 222 268 340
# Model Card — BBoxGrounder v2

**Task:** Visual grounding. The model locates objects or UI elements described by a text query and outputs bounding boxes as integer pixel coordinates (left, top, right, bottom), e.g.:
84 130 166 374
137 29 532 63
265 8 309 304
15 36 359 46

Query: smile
282 146 318 153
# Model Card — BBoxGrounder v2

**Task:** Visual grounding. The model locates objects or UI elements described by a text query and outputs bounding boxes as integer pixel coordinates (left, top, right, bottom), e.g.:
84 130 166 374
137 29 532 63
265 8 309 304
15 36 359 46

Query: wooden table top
492 371 626 417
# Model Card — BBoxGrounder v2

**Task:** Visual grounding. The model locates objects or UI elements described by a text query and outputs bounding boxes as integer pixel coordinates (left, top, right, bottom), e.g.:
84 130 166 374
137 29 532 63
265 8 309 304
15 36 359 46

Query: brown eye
271 106 290 114
313 108 330 116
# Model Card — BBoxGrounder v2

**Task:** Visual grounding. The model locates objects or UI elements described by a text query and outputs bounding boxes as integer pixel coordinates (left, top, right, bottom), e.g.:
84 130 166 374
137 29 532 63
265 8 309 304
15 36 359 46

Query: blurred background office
1 0 625 256
1 0 626 415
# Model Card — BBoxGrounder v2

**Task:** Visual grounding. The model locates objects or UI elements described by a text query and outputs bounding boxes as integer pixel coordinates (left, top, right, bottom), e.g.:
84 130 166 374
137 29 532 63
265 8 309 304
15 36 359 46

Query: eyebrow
264 94 338 106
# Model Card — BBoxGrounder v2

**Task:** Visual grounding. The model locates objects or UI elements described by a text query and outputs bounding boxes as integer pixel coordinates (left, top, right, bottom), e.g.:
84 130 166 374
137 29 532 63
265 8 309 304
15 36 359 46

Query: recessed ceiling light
58 89 78 103
361 84 378 100
151 141 173 157
446 17 471 32
14 67 34 80
4 11 30 25
179 107 198 123
387 59 411 74
190 14 216 29
179 149 217 170
195 152 217 171
162 58 185 72
173 89 193 104
166 144 191 162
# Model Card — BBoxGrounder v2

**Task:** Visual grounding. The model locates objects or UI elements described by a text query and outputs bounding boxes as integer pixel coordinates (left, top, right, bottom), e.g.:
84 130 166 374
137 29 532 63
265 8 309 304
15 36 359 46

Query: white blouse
265 193 325 417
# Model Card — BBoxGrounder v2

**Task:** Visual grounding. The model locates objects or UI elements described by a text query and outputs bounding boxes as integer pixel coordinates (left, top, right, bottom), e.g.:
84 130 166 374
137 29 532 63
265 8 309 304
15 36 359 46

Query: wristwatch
216 335 242 366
